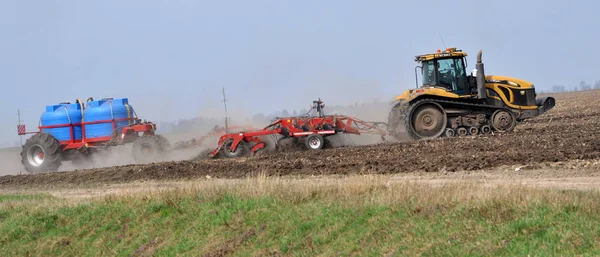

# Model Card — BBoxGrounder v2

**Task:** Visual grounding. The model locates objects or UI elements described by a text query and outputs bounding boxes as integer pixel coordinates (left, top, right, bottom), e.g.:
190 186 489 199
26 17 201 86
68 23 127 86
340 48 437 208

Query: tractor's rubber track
391 97 530 140
1 90 600 188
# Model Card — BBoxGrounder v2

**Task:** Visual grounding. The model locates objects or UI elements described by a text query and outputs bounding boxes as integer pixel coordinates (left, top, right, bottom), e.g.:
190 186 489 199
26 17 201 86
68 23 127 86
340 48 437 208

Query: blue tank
40 103 84 141
84 98 135 139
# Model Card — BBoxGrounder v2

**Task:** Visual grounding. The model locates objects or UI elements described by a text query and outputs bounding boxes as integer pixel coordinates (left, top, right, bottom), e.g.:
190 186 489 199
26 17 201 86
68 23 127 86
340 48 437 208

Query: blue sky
0 0 598 146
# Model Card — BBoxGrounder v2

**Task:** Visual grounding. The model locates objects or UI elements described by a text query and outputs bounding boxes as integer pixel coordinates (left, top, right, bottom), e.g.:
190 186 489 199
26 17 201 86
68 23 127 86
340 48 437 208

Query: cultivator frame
170 125 258 151
208 99 388 158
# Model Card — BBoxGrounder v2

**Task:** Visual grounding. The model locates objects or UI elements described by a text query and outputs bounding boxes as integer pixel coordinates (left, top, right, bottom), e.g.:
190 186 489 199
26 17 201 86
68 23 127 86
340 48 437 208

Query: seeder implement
207 99 388 159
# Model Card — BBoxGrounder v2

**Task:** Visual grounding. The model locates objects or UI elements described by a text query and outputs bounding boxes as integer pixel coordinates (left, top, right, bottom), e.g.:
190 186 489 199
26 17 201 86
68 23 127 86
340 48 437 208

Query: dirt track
1 90 599 188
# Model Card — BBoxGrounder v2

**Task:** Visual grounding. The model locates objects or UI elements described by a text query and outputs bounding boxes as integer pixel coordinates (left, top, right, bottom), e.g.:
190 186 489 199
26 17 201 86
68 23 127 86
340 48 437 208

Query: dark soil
1 90 599 188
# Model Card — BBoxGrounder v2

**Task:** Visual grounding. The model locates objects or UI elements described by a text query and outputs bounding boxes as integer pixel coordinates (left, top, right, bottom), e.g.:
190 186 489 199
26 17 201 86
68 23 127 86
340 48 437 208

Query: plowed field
1 90 599 188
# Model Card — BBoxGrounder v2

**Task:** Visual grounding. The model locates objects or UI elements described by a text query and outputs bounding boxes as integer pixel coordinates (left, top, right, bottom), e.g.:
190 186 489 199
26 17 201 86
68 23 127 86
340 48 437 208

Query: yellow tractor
387 48 555 140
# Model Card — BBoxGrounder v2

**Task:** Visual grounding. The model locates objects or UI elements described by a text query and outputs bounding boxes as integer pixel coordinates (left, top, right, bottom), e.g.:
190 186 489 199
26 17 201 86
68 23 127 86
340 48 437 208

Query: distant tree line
545 80 600 94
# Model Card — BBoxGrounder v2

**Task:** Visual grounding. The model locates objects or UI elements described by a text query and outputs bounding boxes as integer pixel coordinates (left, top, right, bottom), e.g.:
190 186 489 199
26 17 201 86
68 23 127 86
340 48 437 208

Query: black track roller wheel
405 100 447 140
468 127 478 135
221 138 247 158
20 133 62 174
480 125 492 134
445 128 455 137
132 136 166 164
457 127 468 136
491 109 517 133
305 134 325 150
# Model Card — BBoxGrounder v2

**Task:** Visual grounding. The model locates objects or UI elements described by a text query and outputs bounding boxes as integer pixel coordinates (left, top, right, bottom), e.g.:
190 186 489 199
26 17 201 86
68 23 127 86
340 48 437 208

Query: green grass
1 177 600 256
0 193 53 202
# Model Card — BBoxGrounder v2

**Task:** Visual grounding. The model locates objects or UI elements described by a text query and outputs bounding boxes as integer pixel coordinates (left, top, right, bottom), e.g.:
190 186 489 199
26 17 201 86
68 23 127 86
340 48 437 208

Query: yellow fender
393 87 461 103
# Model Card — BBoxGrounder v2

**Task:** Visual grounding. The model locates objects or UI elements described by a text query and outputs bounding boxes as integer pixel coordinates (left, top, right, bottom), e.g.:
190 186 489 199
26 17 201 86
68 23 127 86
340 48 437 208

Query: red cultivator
170 125 257 151
207 99 388 158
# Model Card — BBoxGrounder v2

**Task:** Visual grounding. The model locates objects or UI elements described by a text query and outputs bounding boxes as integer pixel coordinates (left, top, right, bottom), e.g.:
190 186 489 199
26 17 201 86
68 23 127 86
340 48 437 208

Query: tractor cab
415 48 476 96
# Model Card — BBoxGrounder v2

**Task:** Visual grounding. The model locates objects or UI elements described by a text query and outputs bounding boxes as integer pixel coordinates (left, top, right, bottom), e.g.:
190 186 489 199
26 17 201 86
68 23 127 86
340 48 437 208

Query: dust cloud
0 150 26 176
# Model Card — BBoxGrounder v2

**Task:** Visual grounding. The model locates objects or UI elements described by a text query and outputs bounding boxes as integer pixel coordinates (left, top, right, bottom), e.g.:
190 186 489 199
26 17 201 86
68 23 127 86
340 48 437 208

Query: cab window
421 60 436 85
437 58 468 94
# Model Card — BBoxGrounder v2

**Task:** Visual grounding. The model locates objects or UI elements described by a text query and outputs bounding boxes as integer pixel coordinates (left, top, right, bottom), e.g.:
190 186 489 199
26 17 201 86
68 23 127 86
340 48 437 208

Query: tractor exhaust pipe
476 50 487 99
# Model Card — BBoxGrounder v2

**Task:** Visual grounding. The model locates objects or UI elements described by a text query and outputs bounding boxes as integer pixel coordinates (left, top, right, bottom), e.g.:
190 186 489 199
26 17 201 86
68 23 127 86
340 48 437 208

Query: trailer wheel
132 136 164 164
20 133 62 173
305 134 324 150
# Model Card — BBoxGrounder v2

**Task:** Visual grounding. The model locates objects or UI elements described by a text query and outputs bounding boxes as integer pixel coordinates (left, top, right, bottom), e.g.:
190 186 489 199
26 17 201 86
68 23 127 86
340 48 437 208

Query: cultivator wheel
305 134 325 150
221 139 247 158
20 133 62 174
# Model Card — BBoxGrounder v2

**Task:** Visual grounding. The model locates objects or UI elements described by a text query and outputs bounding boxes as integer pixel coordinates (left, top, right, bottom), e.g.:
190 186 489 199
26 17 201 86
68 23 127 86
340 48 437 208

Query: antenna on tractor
222 87 229 133
438 33 447 49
